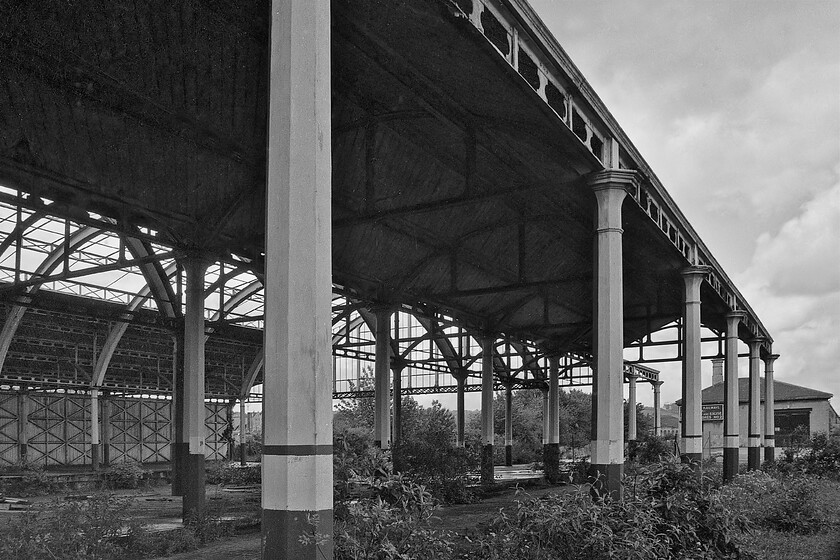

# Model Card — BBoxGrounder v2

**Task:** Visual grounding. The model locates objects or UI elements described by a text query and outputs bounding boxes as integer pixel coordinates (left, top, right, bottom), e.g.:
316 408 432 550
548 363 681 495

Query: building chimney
712 358 724 386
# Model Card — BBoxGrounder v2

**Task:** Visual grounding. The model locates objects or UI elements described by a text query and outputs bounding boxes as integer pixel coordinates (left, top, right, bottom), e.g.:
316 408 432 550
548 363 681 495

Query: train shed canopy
0 0 774 398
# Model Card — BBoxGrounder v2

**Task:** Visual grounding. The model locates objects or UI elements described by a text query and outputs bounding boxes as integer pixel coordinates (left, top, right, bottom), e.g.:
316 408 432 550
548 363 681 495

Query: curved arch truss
0 187 659 401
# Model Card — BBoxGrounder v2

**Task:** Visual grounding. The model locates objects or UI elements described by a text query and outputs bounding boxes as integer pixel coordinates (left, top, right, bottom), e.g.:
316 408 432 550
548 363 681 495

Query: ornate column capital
587 169 642 192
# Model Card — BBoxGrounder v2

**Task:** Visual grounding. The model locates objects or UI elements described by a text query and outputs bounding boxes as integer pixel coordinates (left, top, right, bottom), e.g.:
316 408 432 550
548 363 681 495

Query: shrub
334 473 456 560
392 441 477 505
205 461 261 486
103 460 144 489
634 433 675 465
0 494 139 560
720 470 824 535
0 461 58 496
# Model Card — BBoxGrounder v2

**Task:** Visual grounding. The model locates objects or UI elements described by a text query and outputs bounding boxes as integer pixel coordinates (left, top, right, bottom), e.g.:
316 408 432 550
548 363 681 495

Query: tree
558 389 591 451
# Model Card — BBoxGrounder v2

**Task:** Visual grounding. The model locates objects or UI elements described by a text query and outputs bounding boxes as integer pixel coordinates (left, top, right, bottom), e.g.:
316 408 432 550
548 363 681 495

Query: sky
426 1 839 413
533 0 840 410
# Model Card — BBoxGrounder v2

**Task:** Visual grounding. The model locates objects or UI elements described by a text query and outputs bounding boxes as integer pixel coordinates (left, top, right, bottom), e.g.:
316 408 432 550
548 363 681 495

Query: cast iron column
747 339 763 470
588 169 637 499
681 266 707 466
90 388 100 471
723 311 745 481
504 384 513 466
262 1 333 555
480 335 495 485
182 257 208 520
763 354 779 463
627 372 637 461
544 354 560 482
455 370 467 448
653 381 662 437
373 308 392 449
239 398 247 466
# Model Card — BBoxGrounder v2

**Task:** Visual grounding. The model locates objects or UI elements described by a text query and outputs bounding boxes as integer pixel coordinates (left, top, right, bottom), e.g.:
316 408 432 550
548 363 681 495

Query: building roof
677 378 832 406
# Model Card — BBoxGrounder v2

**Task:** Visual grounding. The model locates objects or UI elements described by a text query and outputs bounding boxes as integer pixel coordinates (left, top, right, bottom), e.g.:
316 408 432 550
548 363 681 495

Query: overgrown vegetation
0 493 237 560
205 461 261 486
103 460 145 490
0 461 59 496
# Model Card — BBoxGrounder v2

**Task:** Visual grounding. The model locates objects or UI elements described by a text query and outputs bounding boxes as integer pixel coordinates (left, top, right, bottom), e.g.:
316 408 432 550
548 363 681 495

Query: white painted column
544 354 561 482
373 308 392 449
723 311 745 482
262 0 332 556
747 339 763 470
504 385 513 466
653 381 662 437
627 373 637 443
455 370 466 448
182 257 208 519
681 266 707 465
239 398 247 466
541 387 549 445
90 388 100 471
548 355 560 446
480 335 495 485
588 170 637 499
763 353 779 464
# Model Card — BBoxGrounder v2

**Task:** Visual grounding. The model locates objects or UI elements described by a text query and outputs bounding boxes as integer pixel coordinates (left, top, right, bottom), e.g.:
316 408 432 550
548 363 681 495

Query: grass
741 478 840 560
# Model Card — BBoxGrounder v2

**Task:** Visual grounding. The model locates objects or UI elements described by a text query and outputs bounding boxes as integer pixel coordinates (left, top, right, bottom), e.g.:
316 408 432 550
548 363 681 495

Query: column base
262 508 333 559
764 446 775 464
588 463 623 501
543 443 560 483
505 445 512 467
171 442 188 496
747 447 760 471
480 444 494 485
91 444 100 472
19 443 27 464
722 447 739 482
182 453 205 520
240 443 247 466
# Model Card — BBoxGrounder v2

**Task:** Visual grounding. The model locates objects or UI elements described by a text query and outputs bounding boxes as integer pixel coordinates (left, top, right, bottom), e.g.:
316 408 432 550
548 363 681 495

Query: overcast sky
424 1 839 414
527 0 840 410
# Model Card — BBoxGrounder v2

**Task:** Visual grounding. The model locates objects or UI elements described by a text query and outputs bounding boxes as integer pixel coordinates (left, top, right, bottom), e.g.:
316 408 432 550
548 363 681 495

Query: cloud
735 181 840 401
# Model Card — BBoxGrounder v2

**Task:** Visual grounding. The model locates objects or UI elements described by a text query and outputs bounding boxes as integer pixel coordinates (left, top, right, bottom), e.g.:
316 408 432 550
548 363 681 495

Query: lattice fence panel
108 398 142 463
205 403 229 461
0 392 18 466
64 396 90 465
139 400 170 463
28 394 90 466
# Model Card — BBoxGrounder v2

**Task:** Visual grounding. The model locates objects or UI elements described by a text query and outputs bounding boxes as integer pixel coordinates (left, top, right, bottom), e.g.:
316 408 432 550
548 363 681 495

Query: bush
205 461 261 486
0 494 140 560
392 441 477 505
334 473 456 560
720 470 824 535
634 433 676 465
103 460 144 489
0 461 58 496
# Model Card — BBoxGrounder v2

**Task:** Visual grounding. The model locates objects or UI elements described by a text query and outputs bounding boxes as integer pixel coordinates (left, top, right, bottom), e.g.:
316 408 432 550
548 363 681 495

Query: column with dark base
182 257 208 520
544 354 560 482
261 1 333 556
763 354 779 464
723 311 745 482
373 308 392 449
747 339 763 470
588 170 637 500
504 385 513 467
480 335 495 485
681 266 708 467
